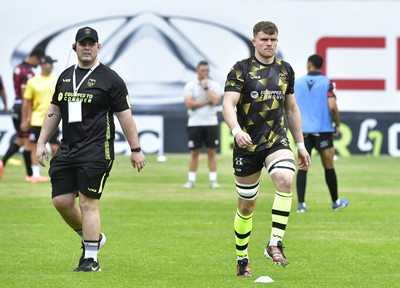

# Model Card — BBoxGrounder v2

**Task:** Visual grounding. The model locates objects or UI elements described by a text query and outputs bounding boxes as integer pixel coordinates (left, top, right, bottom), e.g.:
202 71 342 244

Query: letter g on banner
357 118 382 156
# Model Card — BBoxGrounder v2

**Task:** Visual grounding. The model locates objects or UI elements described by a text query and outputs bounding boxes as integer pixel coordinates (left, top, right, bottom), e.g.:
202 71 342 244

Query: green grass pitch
0 153 399 287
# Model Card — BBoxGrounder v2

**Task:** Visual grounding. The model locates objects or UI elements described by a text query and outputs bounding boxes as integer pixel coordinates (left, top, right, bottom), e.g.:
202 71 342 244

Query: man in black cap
74 26 99 46
36 27 146 272
21 55 59 183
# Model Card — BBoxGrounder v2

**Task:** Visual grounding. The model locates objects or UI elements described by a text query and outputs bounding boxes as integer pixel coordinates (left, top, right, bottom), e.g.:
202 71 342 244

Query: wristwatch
131 147 141 152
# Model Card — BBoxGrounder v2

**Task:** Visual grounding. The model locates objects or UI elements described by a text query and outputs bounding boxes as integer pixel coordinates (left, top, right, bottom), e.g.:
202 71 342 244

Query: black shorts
187 125 219 149
29 126 60 145
49 157 113 199
304 133 334 153
11 103 29 138
233 142 292 177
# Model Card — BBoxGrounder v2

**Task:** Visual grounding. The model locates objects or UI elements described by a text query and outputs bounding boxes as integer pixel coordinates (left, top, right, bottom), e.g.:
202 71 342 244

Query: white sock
188 172 196 182
209 171 217 182
269 238 279 246
32 165 41 177
83 241 99 262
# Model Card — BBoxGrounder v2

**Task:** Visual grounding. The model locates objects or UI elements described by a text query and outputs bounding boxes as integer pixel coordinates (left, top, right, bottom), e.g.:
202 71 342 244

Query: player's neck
78 59 98 69
255 53 274 65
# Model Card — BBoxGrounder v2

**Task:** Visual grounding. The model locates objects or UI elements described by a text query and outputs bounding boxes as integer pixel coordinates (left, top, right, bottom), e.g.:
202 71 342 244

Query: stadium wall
0 0 399 156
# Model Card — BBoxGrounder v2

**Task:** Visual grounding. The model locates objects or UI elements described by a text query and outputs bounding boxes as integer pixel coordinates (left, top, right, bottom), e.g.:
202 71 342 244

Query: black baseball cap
41 56 57 64
75 26 99 42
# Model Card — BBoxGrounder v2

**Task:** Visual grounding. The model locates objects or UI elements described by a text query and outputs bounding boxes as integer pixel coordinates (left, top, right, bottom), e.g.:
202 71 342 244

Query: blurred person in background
294 54 348 212
183 60 222 189
21 55 60 183
0 48 44 181
0 74 8 113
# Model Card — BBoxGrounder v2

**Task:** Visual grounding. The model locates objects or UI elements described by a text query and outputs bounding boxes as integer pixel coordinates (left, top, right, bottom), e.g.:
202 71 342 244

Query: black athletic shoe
78 232 106 266
74 258 101 272
236 258 252 277
264 241 289 267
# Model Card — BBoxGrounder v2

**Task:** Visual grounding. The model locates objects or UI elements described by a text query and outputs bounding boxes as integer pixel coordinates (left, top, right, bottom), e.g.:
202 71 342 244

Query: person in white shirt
183 61 221 189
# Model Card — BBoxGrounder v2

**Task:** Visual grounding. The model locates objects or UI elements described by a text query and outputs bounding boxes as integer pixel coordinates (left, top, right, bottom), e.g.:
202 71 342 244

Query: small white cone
157 154 167 162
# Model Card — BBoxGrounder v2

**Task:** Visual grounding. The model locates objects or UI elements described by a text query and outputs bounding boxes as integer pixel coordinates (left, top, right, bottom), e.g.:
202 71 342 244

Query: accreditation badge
68 101 82 123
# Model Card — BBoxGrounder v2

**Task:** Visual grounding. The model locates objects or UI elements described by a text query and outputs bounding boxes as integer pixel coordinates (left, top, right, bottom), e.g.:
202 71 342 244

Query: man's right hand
36 144 49 167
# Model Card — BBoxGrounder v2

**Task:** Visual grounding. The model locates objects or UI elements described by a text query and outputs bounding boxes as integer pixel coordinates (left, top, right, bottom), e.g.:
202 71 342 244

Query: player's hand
235 131 253 149
332 126 340 136
36 144 49 167
200 78 208 89
297 149 311 171
20 121 30 133
131 151 146 172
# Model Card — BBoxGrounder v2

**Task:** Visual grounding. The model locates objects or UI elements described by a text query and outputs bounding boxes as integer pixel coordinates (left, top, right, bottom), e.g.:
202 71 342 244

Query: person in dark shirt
222 21 311 277
0 74 8 113
0 48 44 181
36 26 146 272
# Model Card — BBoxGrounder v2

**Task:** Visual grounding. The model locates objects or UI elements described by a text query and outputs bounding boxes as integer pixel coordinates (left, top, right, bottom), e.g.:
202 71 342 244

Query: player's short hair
197 60 209 68
253 21 278 37
308 54 323 69
30 48 45 58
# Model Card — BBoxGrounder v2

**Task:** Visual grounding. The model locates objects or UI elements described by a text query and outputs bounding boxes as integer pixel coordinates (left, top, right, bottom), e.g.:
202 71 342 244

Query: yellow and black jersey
225 57 295 152
51 63 131 161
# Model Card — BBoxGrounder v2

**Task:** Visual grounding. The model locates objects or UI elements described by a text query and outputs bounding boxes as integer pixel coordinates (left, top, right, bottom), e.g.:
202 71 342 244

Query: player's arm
184 94 210 109
21 82 33 132
205 89 220 105
0 81 8 112
36 104 61 166
328 80 340 136
21 99 32 132
202 80 220 105
328 98 340 136
284 93 311 169
115 109 146 172
222 90 252 148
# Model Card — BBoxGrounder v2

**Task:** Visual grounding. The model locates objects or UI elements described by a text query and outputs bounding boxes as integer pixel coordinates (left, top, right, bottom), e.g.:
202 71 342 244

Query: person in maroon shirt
0 48 44 181
0 74 8 113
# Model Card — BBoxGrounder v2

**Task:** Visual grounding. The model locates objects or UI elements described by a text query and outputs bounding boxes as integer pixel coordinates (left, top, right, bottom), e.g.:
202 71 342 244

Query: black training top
225 57 295 152
51 63 131 160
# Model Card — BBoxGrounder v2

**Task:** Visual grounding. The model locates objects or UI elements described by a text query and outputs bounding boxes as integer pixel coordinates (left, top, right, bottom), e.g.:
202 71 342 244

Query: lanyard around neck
72 61 100 96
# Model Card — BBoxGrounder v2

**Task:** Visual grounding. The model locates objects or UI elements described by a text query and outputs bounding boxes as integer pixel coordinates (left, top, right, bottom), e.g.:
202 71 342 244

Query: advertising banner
1 0 399 156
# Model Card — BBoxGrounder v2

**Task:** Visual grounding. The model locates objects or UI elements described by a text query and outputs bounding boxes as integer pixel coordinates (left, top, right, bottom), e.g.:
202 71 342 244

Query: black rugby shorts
187 125 219 149
49 157 113 199
233 143 291 177
303 132 334 152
